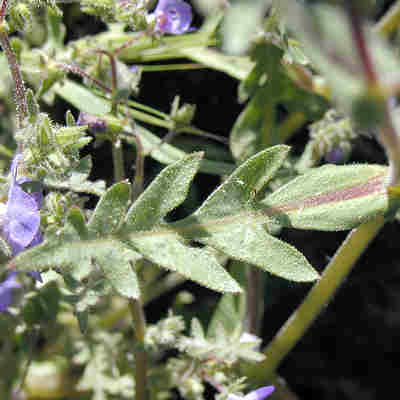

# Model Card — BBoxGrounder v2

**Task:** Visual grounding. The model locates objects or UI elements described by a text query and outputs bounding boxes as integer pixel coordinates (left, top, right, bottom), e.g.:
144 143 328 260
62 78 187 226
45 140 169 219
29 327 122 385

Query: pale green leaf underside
129 235 242 293
200 224 318 282
263 164 388 230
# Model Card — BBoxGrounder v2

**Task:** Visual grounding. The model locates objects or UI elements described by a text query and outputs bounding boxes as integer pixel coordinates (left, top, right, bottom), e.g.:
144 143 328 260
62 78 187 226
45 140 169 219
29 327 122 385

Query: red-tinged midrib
276 173 387 213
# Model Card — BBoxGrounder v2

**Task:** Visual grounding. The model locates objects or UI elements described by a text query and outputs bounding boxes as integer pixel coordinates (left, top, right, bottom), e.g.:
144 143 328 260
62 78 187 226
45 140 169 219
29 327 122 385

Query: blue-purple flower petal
244 386 275 400
0 272 21 312
2 155 43 264
153 0 193 35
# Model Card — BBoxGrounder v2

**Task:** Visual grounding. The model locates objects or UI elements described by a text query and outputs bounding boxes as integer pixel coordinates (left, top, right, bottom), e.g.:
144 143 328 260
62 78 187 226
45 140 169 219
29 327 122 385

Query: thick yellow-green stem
375 0 400 36
247 215 385 384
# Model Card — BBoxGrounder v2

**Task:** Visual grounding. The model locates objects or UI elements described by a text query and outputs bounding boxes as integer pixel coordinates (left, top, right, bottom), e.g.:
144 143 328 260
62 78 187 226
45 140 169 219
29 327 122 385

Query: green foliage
230 41 328 162
0 1 399 399
44 155 106 197
74 331 135 400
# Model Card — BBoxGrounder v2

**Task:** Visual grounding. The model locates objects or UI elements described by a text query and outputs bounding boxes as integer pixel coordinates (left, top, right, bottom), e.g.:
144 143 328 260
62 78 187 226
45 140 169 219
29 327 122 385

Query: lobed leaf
172 147 318 281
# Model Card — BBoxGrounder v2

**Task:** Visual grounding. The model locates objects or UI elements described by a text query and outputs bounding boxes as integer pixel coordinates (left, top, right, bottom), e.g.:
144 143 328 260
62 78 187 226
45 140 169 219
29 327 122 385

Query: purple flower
0 272 21 312
228 386 275 400
150 0 193 35
324 147 349 165
77 112 107 133
1 155 43 281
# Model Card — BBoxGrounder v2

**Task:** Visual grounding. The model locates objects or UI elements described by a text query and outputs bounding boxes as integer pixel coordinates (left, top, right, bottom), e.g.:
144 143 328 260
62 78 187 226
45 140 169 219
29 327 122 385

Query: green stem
140 63 205 72
247 215 385 384
178 126 229 145
129 299 149 400
98 273 186 330
112 138 125 182
375 0 400 37
128 131 145 200
126 100 169 119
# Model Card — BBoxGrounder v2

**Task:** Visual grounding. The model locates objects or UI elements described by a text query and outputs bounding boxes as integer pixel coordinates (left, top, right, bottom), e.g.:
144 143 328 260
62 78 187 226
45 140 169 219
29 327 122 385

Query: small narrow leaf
54 79 111 115
124 153 203 231
124 124 234 176
263 164 388 230
88 181 131 236
68 207 89 240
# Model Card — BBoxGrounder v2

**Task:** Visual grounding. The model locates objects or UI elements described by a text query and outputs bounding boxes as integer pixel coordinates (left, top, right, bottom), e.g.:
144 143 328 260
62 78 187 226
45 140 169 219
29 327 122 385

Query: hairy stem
0 24 28 130
129 299 148 400
247 215 385 383
56 63 112 93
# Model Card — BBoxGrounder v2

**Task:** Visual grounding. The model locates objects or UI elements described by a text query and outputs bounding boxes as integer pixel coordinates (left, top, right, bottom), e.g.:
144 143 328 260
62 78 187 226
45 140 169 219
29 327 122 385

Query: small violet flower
0 272 21 312
0 155 43 312
324 147 349 165
149 0 193 35
227 386 275 400
2 154 43 258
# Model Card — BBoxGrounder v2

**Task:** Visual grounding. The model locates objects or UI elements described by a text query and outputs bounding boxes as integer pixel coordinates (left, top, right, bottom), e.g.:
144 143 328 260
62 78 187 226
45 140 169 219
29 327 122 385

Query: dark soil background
57 1 400 399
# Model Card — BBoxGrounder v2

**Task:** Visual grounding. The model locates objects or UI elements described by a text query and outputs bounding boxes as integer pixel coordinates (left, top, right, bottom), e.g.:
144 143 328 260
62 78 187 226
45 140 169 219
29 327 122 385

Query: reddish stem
0 0 7 24
56 63 112 93
347 4 378 85
93 50 118 93
0 31 28 128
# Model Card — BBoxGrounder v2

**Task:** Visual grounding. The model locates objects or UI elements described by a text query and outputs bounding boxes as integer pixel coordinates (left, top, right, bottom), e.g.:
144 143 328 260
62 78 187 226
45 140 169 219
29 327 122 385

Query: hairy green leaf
170 147 317 281
230 42 327 162
129 235 242 293
124 153 203 231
